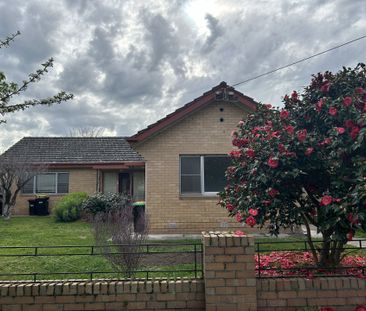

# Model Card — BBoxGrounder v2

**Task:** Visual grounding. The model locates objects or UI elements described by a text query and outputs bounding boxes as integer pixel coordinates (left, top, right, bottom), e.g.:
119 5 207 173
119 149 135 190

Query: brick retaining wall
0 233 365 310
0 279 205 311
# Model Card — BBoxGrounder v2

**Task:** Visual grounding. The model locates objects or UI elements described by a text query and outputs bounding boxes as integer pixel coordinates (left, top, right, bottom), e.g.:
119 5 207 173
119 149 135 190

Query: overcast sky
0 0 365 151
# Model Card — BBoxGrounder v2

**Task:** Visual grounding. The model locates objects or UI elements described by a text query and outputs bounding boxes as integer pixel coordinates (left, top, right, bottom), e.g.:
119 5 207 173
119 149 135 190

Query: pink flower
356 87 365 94
345 119 354 128
319 138 332 146
335 127 345 134
343 96 352 107
249 208 258 216
226 203 235 212
284 94 289 101
268 188 279 198
246 149 255 158
355 305 366 311
265 104 272 109
245 216 256 227
228 150 241 158
347 231 353 241
320 195 333 206
320 81 330 93
270 131 281 139
328 107 337 116
291 91 298 100
267 157 279 169
297 129 307 142
350 126 360 140
234 230 245 237
236 212 243 223
316 98 324 112
238 120 244 126
280 110 289 119
278 143 286 153
305 147 314 156
285 125 294 135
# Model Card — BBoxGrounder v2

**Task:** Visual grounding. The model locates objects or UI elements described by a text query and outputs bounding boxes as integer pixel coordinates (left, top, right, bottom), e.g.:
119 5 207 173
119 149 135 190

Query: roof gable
128 82 257 143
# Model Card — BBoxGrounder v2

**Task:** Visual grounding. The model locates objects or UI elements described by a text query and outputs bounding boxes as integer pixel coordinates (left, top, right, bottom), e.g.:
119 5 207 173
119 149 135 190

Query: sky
0 0 365 151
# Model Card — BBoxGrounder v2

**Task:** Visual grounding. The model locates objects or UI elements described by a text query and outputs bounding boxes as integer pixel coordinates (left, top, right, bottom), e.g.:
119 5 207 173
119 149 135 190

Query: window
180 155 230 195
22 172 69 194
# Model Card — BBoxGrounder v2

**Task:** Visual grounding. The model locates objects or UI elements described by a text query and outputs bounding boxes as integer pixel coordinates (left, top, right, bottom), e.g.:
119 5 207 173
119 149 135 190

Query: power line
231 33 366 87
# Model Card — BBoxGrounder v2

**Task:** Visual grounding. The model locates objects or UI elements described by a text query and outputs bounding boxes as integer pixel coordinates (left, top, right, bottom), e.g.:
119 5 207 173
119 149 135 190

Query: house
0 82 257 233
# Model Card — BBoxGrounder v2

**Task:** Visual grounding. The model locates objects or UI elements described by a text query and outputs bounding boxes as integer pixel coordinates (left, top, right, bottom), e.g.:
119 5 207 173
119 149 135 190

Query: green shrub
53 192 89 222
81 192 130 216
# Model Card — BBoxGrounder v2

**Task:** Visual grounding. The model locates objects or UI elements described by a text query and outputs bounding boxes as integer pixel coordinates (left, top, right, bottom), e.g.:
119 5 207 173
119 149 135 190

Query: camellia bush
220 64 366 267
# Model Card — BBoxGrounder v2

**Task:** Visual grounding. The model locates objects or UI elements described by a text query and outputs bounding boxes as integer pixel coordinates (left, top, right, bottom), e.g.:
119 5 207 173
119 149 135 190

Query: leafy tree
0 31 73 124
220 64 366 267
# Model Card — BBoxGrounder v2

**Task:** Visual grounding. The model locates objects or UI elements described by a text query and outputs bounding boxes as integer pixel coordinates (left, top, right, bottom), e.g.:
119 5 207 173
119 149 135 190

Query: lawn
0 216 201 281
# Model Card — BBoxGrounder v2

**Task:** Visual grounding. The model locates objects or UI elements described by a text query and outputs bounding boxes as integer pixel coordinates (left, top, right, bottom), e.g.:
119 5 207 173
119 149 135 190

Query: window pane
133 171 145 201
22 177 34 194
181 175 201 193
57 173 69 193
36 173 56 193
204 156 231 192
103 172 117 193
181 156 200 174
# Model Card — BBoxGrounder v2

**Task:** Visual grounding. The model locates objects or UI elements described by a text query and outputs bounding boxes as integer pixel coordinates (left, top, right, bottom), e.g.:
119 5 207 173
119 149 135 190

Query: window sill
180 194 219 200
20 193 68 197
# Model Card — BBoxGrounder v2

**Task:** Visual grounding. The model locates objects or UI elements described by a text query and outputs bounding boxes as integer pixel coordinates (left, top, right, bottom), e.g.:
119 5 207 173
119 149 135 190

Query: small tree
82 193 149 278
220 64 366 267
0 160 46 218
68 127 106 137
0 31 73 124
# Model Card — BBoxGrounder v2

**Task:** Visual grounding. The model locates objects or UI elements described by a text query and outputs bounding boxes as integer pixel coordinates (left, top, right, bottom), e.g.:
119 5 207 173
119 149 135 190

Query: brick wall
0 279 205 311
133 101 255 234
257 277 366 311
203 232 257 311
14 169 97 215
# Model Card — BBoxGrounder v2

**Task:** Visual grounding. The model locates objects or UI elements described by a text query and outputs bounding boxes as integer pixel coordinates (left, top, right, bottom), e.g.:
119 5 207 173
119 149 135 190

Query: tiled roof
0 137 144 164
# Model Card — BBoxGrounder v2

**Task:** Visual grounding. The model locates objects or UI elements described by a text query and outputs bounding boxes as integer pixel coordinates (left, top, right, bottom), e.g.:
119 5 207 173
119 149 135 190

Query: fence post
202 232 257 311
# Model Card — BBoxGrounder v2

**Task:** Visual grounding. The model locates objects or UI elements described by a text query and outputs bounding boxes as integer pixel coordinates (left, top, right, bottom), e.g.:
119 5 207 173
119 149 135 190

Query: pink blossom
226 203 235 212
356 87 365 94
305 147 314 156
234 230 245 237
351 126 360 140
236 212 243 223
280 110 289 119
249 208 258 216
335 127 345 134
297 129 307 142
291 91 298 100
245 216 256 227
320 81 330 92
267 157 279 169
316 98 324 112
246 149 255 158
268 188 279 198
328 107 337 116
320 195 333 206
285 125 295 135
343 96 352 107
228 150 241 158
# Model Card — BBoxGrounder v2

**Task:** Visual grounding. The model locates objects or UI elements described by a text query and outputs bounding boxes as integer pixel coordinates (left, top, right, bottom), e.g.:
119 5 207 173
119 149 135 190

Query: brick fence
0 233 365 310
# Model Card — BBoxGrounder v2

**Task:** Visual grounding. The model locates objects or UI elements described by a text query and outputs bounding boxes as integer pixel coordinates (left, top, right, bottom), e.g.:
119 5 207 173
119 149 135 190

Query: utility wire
231 34 366 87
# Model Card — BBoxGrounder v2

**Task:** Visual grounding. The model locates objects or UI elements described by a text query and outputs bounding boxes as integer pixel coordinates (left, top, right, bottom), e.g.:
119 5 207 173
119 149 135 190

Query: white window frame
180 155 228 196
23 172 69 194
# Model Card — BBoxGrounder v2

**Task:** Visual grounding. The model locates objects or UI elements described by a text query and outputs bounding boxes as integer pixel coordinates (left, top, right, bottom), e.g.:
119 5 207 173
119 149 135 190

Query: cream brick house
0 82 257 233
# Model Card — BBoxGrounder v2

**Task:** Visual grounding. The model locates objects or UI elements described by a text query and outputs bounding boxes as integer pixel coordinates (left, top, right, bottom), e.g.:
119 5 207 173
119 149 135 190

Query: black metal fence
0 242 203 282
255 239 366 278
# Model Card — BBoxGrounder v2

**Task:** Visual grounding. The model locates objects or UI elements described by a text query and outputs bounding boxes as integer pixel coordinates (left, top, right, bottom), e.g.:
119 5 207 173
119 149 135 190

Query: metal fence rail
0 242 204 282
255 239 366 278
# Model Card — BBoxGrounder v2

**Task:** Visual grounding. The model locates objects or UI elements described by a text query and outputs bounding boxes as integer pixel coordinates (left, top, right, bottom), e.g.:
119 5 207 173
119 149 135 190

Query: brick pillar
202 232 257 311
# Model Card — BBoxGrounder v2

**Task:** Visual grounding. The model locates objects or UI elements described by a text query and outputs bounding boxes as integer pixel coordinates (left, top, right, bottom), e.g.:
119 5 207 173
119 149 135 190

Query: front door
119 173 131 196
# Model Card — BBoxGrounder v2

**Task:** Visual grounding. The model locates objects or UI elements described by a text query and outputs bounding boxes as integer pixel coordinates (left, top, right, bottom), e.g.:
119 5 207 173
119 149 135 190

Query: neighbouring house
0 82 257 233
